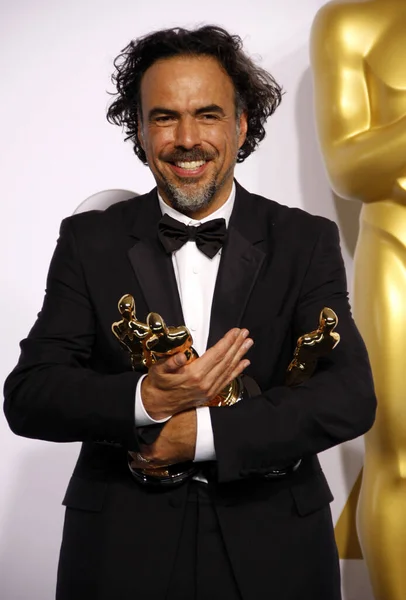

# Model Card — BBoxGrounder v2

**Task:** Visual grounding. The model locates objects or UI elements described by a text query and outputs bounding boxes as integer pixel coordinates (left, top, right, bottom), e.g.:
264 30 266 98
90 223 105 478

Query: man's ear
238 111 248 148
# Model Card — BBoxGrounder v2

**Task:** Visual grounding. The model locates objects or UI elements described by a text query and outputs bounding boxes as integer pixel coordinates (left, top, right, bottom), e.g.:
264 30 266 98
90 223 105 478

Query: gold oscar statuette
311 2 406 595
285 307 340 386
112 294 245 486
112 296 339 485
265 307 340 478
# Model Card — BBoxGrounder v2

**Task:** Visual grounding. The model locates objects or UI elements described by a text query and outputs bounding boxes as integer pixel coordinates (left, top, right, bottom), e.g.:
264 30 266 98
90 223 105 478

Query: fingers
196 328 243 376
143 327 253 414
210 330 253 389
189 328 253 397
210 332 253 391
129 454 169 469
218 328 252 357
226 359 251 385
208 328 253 374
129 448 165 469
152 328 248 379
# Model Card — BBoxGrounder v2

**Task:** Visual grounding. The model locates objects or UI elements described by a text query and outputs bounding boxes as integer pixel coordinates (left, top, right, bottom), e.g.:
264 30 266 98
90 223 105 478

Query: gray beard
161 157 238 215
163 179 218 215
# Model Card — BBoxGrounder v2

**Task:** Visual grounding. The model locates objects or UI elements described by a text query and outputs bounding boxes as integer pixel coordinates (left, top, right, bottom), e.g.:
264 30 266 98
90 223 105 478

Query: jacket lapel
127 190 184 327
207 182 268 347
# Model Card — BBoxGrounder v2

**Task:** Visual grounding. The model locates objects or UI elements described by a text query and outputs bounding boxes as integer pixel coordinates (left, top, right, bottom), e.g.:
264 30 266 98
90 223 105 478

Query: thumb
161 351 188 373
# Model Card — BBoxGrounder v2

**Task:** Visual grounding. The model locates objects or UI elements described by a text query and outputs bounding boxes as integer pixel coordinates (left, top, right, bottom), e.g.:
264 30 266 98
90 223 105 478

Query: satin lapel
127 191 184 327
207 183 267 347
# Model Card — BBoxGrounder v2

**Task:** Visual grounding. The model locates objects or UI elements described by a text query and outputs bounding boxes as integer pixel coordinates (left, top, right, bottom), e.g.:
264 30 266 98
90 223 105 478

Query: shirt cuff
194 406 216 462
135 374 171 427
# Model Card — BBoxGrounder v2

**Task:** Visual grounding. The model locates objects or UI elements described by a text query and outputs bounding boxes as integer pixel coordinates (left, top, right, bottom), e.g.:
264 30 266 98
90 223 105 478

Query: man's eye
201 114 218 121
155 116 175 123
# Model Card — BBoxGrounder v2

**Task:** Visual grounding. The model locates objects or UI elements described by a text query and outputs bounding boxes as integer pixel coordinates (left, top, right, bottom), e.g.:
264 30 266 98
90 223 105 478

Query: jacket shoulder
61 193 146 231
250 191 337 236
56 192 156 254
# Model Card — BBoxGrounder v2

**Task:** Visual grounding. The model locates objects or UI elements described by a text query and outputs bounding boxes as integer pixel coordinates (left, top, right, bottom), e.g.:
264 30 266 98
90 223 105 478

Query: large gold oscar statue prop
311 2 406 598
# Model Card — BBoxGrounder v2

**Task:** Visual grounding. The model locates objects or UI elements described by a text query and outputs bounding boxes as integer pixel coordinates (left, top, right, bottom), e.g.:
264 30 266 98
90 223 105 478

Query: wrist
141 376 171 420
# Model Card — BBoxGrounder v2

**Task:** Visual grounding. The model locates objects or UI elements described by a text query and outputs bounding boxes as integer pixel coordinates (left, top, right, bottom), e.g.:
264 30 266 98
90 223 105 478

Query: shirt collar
157 181 235 228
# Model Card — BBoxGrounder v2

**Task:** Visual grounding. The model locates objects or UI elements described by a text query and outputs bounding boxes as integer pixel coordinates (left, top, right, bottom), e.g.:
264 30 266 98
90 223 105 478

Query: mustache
160 149 216 163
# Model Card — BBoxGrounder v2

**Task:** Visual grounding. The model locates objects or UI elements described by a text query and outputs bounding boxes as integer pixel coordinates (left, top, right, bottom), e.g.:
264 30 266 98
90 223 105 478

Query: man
3 25 376 600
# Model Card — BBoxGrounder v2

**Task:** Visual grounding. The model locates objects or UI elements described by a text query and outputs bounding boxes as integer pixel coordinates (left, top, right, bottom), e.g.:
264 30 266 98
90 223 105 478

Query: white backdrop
0 1 373 598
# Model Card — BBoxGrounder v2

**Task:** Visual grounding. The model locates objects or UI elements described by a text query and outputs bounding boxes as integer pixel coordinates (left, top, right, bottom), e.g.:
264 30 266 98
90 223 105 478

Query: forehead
140 55 235 112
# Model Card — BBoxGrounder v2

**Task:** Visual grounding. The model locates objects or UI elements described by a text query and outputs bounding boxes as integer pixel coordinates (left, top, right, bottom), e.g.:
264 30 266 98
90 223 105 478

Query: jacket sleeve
210 220 377 483
3 218 141 450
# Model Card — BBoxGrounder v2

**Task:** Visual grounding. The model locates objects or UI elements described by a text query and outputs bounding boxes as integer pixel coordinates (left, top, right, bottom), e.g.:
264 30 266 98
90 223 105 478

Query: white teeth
175 160 206 169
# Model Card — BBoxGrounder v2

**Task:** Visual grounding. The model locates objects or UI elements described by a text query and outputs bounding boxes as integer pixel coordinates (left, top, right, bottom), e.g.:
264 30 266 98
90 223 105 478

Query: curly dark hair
107 25 282 164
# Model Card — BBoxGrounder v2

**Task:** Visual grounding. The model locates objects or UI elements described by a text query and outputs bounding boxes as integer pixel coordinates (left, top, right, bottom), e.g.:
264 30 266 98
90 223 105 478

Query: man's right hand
141 328 253 420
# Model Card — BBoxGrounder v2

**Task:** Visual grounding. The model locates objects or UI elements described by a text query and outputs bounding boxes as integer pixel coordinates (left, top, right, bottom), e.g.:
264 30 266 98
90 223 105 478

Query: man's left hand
129 409 197 468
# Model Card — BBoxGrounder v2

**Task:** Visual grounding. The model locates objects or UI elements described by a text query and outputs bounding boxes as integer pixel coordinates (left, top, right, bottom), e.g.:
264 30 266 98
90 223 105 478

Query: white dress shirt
134 183 236 468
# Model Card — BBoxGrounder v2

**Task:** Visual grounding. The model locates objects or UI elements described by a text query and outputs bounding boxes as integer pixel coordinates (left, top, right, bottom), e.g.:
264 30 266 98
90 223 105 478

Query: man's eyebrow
147 104 226 120
148 107 180 120
195 104 225 116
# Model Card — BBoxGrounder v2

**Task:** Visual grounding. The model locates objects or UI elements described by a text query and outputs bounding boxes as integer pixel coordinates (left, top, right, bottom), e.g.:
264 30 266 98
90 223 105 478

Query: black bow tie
158 214 227 259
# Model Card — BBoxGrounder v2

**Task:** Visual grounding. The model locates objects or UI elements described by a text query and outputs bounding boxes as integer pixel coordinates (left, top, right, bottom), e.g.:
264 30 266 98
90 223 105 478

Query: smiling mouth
168 159 209 177
174 160 206 170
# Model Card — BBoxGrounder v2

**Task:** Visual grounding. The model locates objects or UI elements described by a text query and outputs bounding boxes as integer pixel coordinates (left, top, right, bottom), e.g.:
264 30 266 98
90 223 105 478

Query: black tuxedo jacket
4 182 376 600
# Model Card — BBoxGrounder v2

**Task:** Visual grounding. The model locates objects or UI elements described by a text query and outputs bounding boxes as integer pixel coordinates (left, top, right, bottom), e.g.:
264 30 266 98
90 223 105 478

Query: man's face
138 55 247 217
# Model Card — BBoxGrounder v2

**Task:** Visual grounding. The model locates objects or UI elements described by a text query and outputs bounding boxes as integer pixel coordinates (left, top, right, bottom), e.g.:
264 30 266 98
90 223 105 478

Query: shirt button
192 265 199 274
190 324 197 331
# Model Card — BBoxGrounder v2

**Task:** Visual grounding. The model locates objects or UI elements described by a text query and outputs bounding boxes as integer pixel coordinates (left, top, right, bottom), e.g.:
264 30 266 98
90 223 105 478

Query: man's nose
174 116 201 149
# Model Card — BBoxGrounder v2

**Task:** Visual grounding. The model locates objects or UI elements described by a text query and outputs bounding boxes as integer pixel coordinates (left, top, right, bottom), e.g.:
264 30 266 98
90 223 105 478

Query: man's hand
141 328 253 420
129 410 197 467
